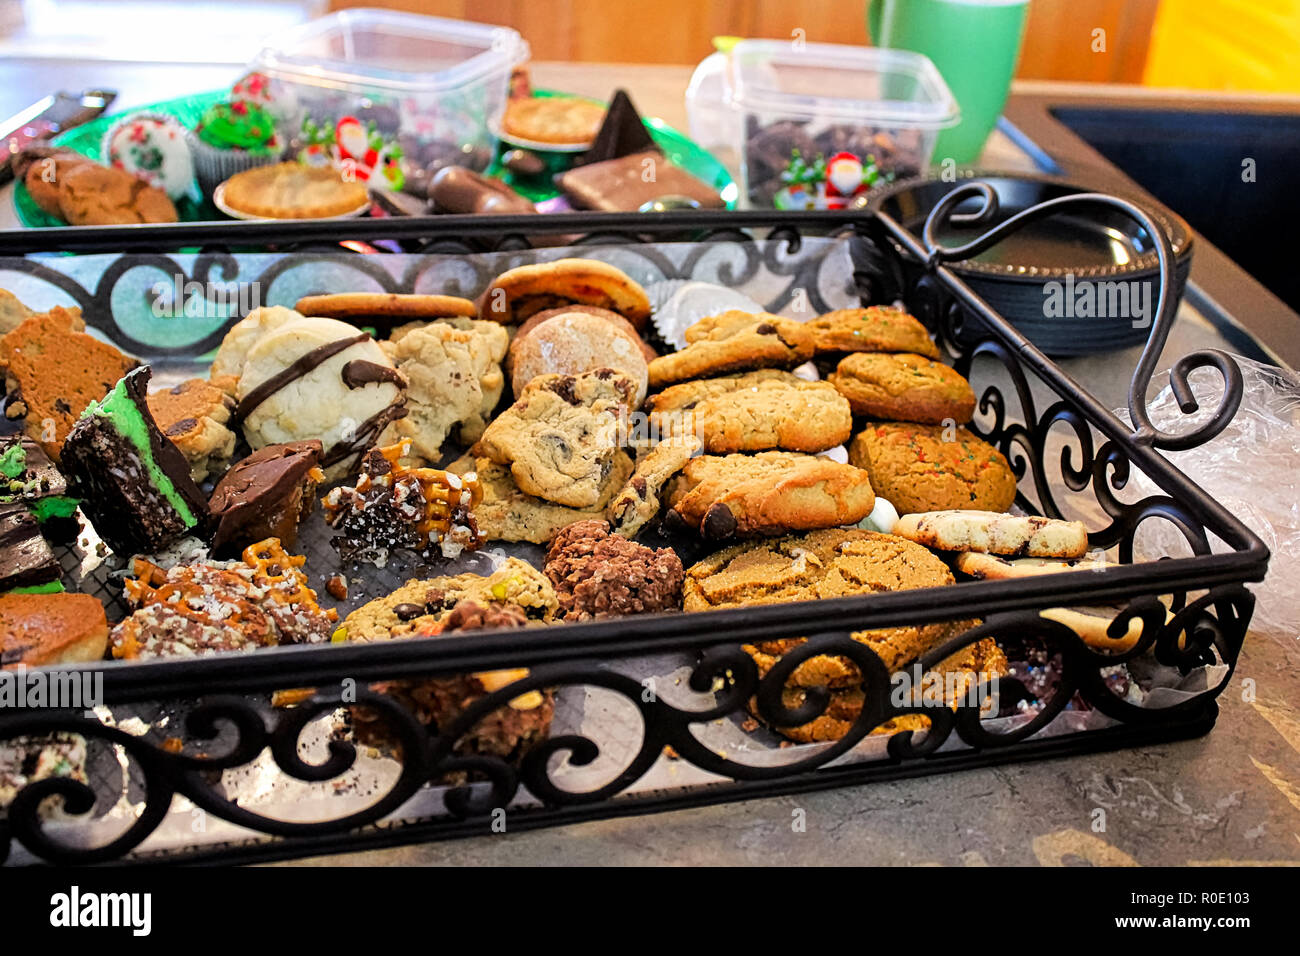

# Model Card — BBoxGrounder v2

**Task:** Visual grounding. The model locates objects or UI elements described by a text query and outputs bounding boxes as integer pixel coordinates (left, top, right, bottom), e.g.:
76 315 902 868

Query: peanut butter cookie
828 351 975 424
652 377 851 454
848 422 1016 514
665 451 874 540
647 312 815 388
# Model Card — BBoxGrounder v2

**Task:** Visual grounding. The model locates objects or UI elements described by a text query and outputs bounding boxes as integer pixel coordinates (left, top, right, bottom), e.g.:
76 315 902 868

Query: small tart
220 162 368 220
503 96 607 146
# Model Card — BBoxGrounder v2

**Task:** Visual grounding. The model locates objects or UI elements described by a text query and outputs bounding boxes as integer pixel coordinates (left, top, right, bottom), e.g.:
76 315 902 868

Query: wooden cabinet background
331 0 1161 82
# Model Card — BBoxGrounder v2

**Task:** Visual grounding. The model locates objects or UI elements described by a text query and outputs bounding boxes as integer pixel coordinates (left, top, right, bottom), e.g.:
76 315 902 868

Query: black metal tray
0 193 1268 866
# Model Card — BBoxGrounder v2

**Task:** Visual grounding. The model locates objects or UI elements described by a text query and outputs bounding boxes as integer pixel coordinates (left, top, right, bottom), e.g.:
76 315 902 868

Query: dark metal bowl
863 170 1194 356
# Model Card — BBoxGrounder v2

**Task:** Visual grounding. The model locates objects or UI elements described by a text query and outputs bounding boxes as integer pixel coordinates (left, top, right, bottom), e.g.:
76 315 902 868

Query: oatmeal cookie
828 351 975 424
848 422 1016 514
480 258 651 329
340 557 558 640
806 306 938 358
380 319 508 460
646 311 815 388
448 450 634 544
544 519 684 620
665 451 875 540
476 369 637 508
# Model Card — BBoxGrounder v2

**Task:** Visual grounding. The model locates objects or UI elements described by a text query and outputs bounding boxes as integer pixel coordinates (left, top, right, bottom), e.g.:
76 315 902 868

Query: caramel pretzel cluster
111 537 336 660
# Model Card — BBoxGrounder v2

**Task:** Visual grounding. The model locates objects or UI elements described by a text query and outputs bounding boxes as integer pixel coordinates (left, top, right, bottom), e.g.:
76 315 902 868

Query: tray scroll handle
919 181 1244 452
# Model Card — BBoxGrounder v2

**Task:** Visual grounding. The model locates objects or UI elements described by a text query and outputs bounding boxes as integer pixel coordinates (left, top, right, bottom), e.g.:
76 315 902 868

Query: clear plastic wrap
1118 354 1300 640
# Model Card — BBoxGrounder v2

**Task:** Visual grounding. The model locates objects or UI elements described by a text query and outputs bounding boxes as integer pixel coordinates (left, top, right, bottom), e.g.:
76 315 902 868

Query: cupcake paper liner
186 129 282 198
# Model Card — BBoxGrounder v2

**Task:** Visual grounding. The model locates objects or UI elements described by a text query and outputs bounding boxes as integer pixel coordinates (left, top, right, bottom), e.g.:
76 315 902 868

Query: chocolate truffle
208 440 323 557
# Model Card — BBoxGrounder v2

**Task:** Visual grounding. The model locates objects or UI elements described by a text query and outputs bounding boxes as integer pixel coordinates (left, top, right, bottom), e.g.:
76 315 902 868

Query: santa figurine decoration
822 151 872 210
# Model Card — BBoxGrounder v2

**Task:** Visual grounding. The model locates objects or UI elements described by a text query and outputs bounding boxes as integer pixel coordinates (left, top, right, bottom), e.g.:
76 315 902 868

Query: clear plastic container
249 10 530 176
686 40 959 209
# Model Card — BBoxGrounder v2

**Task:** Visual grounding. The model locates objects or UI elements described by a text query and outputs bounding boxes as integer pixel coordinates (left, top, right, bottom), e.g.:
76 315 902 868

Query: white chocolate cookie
235 316 406 481
381 319 508 462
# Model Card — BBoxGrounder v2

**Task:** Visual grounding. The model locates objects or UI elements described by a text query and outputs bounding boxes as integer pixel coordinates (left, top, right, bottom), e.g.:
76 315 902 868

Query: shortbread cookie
954 551 1108 581
476 369 637 508
480 258 651 329
146 378 238 482
665 451 875 540
341 557 558 640
380 319 508 460
606 435 701 537
893 510 1089 559
646 311 814 388
1039 606 1170 653
848 422 1016 514
507 308 649 404
231 316 407 480
652 377 851 454
448 450 633 544
806 306 938 358
828 351 975 424
0 307 140 460
294 292 477 335
644 369 802 415
684 529 949 610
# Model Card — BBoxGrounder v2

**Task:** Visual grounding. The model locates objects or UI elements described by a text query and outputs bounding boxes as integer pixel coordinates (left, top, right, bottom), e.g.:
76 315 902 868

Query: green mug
868 0 1030 164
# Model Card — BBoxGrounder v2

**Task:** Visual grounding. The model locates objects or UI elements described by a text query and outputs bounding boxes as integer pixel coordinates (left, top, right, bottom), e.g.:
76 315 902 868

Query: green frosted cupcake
188 100 282 195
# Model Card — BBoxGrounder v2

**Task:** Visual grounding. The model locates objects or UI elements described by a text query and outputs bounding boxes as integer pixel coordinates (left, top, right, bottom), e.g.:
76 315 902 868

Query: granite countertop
1 56 1297 866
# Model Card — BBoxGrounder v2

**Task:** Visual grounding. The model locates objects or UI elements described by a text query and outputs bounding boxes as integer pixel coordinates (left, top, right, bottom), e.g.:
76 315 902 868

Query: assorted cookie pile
1 259 1123 759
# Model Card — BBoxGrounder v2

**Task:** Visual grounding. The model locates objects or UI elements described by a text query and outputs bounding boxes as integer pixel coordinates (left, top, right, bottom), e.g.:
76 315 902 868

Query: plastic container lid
251 9 530 94
726 39 960 129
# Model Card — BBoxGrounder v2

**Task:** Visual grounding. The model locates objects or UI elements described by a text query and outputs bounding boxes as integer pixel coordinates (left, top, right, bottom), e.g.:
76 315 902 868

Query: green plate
14 89 735 226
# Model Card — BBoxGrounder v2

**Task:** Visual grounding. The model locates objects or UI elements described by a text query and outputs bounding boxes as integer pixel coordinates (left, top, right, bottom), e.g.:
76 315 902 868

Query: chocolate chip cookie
448 450 634 544
828 352 975 424
664 451 875 539
605 435 700 537
646 312 815 388
893 510 1090 559
476 369 637 508
848 422 1016 514
806 306 938 358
